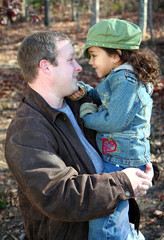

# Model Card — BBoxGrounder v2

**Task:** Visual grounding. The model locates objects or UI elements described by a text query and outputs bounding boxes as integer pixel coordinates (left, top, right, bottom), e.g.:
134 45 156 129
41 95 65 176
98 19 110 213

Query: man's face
52 40 82 98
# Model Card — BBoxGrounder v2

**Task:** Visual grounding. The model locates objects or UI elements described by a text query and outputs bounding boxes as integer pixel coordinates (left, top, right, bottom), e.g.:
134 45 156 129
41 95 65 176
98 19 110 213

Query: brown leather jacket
5 86 138 240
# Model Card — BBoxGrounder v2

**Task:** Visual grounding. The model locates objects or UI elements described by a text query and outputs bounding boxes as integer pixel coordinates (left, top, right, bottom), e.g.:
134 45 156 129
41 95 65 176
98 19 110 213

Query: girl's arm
69 81 100 101
81 76 141 133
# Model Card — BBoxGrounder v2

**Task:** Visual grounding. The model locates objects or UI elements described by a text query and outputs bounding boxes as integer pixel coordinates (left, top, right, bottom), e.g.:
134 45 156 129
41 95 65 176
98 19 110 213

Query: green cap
84 18 142 58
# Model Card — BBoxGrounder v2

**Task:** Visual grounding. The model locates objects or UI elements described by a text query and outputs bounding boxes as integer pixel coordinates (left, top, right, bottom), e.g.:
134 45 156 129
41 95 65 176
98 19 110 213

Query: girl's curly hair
104 47 161 85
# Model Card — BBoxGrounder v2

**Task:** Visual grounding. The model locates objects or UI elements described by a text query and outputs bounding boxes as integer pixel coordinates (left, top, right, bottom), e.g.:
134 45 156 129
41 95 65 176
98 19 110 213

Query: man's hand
122 164 153 197
135 163 154 196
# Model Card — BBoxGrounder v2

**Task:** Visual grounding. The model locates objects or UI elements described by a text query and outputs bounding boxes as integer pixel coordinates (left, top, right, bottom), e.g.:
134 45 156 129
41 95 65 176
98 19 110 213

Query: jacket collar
114 62 134 72
23 86 63 123
23 85 82 125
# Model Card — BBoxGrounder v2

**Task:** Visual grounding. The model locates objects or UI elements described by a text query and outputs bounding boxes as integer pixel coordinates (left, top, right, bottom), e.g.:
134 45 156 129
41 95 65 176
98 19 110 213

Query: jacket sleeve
82 75 141 133
78 81 100 100
5 127 134 222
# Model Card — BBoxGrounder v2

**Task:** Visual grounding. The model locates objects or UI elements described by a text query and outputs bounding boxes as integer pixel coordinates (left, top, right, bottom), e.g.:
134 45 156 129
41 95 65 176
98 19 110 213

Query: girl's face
88 46 118 78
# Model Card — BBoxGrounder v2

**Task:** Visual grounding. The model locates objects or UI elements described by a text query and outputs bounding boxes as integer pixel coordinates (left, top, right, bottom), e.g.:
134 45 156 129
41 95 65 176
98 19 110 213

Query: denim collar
114 62 134 72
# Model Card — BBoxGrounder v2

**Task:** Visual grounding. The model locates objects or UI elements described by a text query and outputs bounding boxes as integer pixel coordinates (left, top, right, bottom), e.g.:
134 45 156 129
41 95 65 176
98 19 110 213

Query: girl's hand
69 88 84 100
144 162 154 180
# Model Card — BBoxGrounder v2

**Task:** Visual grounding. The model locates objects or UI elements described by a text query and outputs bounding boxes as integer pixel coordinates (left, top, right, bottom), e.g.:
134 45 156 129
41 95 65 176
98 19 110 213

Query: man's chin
73 85 79 92
67 87 78 98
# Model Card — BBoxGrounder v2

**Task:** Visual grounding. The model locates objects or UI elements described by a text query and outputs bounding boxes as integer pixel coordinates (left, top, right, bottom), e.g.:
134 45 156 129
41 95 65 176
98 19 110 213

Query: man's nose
75 60 82 72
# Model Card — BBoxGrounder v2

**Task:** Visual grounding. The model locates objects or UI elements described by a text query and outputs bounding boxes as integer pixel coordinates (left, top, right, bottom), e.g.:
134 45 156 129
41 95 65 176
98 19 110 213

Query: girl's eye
89 54 96 58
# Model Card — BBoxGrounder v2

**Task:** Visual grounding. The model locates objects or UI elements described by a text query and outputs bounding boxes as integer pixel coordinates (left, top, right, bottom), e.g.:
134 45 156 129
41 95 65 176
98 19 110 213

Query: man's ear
39 59 51 74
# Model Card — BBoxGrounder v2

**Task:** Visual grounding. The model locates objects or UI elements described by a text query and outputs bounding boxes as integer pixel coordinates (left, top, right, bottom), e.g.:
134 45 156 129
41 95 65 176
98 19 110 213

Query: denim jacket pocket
137 83 153 106
96 132 131 160
96 132 150 168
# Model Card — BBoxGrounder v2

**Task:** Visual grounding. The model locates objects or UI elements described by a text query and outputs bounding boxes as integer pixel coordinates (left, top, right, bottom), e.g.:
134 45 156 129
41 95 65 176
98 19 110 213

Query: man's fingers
122 167 153 196
142 179 152 188
138 183 151 191
135 190 147 197
134 184 149 197
136 169 152 181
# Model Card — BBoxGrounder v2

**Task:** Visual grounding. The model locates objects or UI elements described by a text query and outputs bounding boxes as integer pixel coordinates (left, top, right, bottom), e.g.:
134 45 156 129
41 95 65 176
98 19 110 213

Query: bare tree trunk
88 0 92 11
60 0 64 21
76 0 80 32
71 0 76 21
90 0 99 26
44 0 50 28
148 0 154 43
139 0 148 39
25 0 29 22
121 0 125 16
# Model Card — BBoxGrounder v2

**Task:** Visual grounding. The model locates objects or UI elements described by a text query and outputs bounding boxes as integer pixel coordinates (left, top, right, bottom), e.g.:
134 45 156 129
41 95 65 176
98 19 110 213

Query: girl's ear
116 49 122 56
39 59 51 74
113 50 123 69
113 53 120 63
113 50 122 63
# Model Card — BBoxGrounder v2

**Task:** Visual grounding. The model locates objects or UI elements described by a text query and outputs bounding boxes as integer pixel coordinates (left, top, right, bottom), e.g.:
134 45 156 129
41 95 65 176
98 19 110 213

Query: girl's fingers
145 163 154 179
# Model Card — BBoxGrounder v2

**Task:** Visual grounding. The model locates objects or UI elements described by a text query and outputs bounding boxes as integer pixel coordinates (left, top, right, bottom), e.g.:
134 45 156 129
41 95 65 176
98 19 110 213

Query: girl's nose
88 58 93 65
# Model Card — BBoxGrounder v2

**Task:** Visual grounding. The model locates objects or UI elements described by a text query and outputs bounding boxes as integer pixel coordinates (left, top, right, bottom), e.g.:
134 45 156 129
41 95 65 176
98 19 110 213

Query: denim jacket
79 63 153 168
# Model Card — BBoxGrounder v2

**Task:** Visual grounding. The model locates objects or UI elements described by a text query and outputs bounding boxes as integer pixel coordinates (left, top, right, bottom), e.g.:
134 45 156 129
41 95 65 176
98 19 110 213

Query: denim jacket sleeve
78 81 100 100
82 71 142 133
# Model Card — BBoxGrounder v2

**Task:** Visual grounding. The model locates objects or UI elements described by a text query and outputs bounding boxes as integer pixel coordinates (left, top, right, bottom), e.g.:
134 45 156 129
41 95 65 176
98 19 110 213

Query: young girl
70 19 161 240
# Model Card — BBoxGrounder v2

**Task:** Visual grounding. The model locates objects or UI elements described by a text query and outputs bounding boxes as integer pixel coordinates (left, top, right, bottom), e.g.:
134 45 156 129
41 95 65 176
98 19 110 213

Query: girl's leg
89 162 130 240
89 199 130 240
127 224 145 240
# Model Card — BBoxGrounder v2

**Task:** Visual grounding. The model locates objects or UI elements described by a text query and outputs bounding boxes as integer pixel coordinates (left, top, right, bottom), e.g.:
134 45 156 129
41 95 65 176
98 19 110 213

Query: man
5 31 153 240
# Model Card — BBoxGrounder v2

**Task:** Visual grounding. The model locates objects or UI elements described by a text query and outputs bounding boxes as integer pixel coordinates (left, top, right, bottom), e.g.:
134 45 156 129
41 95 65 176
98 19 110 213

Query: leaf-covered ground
0 12 164 240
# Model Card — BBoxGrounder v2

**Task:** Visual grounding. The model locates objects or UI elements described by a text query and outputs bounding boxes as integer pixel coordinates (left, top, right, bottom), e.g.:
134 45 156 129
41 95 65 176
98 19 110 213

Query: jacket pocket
137 83 153 106
96 133 131 161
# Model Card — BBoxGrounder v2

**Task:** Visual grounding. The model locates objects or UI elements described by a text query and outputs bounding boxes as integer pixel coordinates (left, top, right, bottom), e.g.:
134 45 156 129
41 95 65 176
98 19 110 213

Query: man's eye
68 58 74 62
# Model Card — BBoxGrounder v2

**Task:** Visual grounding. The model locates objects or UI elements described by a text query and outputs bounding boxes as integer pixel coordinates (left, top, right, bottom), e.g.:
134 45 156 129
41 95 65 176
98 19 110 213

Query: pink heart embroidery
102 138 117 154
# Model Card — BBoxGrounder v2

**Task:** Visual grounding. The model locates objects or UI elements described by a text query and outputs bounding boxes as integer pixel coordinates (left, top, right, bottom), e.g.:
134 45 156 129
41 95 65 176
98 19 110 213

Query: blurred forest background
0 0 164 239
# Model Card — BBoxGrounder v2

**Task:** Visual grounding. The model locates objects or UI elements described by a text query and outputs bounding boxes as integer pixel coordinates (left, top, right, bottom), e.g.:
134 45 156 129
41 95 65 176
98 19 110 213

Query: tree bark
139 0 148 38
90 0 99 26
25 0 29 22
148 0 154 43
76 0 80 32
44 0 50 28
71 0 76 21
